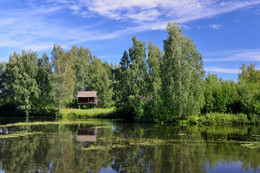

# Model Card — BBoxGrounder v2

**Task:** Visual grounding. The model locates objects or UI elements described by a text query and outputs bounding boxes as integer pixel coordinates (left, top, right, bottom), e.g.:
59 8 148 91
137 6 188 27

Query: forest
0 23 259 123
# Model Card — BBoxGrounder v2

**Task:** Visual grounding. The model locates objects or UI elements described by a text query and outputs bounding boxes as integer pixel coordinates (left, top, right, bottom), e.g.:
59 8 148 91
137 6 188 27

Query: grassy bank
186 113 259 125
61 108 115 118
60 109 259 125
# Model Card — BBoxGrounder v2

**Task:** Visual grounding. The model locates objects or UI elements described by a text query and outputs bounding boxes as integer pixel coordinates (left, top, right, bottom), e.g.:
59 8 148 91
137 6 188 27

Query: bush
187 112 254 125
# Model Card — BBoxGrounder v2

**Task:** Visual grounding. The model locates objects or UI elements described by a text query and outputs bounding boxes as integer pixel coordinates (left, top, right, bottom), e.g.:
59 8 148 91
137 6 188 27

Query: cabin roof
77 91 97 98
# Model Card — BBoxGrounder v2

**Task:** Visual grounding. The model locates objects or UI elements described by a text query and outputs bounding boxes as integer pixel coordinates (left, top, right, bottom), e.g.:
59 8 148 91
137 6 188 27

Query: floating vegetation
0 131 42 138
177 133 186 136
82 145 107 151
96 136 259 148
252 135 260 137
111 144 127 148
90 126 112 129
240 142 260 149
252 134 260 140
0 120 110 128
129 140 168 146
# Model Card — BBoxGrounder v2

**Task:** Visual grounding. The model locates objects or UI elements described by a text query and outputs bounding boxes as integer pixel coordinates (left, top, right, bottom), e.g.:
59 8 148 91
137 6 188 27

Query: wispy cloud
205 67 241 74
66 0 260 23
0 0 259 52
204 49 260 62
209 24 222 29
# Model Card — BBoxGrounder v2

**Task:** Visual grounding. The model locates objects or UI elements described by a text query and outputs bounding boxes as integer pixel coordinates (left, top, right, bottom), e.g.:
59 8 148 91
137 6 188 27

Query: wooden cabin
77 91 98 109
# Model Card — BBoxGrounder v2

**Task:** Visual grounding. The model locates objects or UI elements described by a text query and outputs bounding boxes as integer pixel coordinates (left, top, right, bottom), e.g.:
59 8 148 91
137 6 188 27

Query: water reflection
0 128 8 135
77 127 98 147
0 120 259 172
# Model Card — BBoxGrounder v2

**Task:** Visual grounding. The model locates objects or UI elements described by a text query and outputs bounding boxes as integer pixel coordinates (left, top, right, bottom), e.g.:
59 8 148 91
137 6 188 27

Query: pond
0 118 259 172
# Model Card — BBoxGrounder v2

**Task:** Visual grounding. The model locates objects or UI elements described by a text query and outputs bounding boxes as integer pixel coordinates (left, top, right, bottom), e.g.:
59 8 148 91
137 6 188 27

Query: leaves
161 23 205 119
51 44 76 113
3 50 40 115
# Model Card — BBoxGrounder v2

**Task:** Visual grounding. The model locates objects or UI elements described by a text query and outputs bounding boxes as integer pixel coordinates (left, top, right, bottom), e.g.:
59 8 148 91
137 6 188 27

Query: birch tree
51 45 76 114
161 23 205 119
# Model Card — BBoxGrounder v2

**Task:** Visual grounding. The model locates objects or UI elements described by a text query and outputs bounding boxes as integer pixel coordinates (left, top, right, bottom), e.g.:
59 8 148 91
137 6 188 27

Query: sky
0 0 260 81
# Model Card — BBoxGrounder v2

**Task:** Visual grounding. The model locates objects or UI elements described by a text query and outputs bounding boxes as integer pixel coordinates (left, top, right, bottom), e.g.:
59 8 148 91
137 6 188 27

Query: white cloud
205 68 241 74
63 0 260 23
0 0 260 53
204 49 260 62
209 24 222 29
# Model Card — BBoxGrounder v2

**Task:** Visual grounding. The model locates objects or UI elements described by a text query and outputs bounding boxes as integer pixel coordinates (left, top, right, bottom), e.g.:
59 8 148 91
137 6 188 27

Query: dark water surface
0 118 259 173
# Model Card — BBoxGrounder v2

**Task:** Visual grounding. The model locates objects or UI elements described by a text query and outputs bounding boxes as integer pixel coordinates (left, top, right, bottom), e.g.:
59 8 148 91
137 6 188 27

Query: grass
187 113 256 125
61 108 115 118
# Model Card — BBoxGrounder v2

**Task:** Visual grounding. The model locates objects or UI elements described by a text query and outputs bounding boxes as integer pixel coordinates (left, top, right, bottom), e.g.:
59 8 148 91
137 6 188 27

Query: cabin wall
78 97 98 108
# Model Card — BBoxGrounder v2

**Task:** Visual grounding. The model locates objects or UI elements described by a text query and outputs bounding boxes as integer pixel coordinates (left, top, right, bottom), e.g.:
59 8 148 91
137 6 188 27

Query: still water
0 118 259 173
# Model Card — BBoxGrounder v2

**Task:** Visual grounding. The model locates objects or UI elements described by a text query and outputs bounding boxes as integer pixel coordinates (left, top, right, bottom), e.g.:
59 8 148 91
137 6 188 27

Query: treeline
114 23 259 122
202 65 260 122
0 45 113 116
0 23 259 122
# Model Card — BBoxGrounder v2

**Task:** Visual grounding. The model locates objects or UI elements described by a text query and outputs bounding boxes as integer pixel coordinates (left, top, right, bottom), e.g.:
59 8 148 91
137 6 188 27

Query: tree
114 51 135 117
239 63 260 83
238 63 260 115
0 61 6 95
115 36 148 119
3 51 40 115
0 61 7 107
128 36 148 98
86 57 113 108
75 46 92 93
51 45 76 114
203 74 239 113
128 36 148 119
120 50 130 71
144 41 163 120
147 41 162 94
36 53 52 111
161 23 205 120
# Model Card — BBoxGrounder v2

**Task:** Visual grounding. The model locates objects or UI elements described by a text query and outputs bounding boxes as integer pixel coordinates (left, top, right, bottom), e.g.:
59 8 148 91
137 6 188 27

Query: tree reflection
0 121 259 172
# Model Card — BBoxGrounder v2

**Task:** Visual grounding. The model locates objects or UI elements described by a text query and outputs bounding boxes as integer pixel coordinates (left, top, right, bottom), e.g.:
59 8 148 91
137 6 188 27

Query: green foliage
3 51 40 115
119 50 130 71
36 53 52 112
239 63 260 83
0 24 258 123
114 51 134 118
0 61 6 107
203 74 240 113
203 64 259 118
188 113 250 125
0 61 6 93
115 36 149 120
86 58 113 108
143 41 163 121
75 46 92 92
161 23 205 119
238 63 260 115
51 45 76 114
128 36 148 119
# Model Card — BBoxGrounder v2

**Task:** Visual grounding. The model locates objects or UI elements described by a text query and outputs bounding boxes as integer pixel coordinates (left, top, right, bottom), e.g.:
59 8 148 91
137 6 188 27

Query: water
0 118 259 173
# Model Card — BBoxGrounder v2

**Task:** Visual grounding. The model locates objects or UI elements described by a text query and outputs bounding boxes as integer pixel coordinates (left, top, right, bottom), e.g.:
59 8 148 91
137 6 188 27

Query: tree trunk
26 114 29 122
58 105 61 115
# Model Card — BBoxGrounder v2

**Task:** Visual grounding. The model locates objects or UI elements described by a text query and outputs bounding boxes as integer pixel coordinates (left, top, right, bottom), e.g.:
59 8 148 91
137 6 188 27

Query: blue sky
0 0 260 81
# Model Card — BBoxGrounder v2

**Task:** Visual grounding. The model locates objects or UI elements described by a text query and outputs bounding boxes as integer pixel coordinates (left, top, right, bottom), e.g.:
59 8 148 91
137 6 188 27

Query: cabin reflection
77 127 98 143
